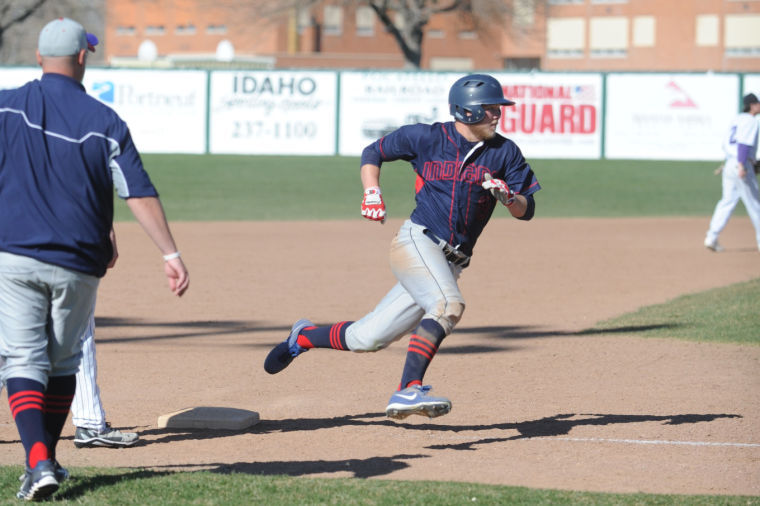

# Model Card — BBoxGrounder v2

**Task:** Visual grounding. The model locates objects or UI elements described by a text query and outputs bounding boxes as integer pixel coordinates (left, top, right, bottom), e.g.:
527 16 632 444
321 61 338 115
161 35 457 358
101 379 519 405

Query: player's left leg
384 220 465 419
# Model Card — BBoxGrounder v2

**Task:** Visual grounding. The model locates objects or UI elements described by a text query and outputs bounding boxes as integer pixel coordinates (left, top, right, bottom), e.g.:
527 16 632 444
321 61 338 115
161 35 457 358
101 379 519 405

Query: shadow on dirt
101 411 740 479
92 317 680 351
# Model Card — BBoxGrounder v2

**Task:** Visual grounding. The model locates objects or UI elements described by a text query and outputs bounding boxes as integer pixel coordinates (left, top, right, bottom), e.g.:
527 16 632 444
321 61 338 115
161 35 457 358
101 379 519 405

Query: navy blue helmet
448 74 514 124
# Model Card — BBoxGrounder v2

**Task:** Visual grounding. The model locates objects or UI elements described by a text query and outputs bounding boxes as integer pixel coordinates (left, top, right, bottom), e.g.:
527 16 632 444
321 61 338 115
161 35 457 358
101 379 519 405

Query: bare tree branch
0 0 49 32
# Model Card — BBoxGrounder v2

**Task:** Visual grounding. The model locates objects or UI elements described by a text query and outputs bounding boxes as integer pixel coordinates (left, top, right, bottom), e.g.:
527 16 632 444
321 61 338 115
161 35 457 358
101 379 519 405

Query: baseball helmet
449 74 514 124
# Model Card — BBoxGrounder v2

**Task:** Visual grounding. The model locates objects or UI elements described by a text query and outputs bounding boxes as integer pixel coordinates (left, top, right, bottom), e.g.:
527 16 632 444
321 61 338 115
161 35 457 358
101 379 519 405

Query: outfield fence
2 67 759 161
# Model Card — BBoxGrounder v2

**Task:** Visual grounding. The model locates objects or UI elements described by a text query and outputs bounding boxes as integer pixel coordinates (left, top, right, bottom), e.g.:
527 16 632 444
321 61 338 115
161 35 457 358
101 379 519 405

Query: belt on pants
422 229 471 268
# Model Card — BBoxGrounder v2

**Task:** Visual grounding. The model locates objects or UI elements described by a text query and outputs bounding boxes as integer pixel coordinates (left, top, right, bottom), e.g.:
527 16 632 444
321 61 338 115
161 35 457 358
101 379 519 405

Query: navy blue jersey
0 73 157 277
361 121 540 256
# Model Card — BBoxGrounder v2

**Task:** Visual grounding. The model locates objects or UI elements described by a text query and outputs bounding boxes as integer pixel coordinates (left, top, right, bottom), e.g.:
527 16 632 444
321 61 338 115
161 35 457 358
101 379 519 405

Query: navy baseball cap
744 93 759 108
38 17 98 57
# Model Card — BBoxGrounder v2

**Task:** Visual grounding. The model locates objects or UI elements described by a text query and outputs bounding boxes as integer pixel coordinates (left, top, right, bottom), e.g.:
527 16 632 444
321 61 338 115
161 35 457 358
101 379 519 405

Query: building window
514 0 535 27
695 15 719 47
324 6 343 36
297 7 312 34
504 57 541 70
724 14 760 57
458 31 477 39
356 6 374 36
116 26 136 36
589 16 628 57
429 57 473 71
547 17 585 58
206 24 228 35
175 24 196 35
427 29 444 38
145 25 165 36
591 0 628 3
548 0 584 4
632 16 655 47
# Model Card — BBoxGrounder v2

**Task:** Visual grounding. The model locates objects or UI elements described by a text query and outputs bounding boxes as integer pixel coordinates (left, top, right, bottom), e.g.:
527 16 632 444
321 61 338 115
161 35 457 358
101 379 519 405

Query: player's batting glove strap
482 173 515 207
361 186 386 223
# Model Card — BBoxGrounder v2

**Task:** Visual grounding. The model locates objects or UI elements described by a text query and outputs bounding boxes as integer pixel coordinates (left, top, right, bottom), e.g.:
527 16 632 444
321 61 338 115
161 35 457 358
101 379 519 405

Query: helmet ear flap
450 103 485 124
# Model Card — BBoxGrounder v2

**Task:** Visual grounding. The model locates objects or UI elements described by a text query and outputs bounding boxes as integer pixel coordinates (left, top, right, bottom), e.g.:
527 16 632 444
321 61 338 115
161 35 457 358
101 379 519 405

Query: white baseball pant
706 159 760 249
0 310 107 432
345 219 466 351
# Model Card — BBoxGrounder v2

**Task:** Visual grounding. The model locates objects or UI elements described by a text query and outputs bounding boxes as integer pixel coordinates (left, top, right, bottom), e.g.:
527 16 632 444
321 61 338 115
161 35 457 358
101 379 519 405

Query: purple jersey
361 121 540 256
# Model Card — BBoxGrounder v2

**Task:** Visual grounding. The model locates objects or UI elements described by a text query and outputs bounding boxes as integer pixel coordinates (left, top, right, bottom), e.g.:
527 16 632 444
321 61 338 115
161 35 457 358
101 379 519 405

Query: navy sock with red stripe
6 377 50 468
398 319 446 390
44 375 76 460
297 321 352 350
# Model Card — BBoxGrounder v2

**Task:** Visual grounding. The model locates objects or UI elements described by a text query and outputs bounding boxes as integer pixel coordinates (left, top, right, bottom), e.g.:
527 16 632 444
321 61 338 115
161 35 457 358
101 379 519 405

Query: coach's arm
126 196 190 297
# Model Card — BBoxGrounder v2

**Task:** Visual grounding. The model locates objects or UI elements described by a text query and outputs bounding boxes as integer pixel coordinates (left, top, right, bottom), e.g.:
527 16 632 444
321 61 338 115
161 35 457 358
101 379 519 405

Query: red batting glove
482 174 515 207
361 186 386 223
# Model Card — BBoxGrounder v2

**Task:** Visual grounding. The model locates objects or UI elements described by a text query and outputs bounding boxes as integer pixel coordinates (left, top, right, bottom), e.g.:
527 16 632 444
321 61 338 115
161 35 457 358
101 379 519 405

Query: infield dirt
0 217 758 496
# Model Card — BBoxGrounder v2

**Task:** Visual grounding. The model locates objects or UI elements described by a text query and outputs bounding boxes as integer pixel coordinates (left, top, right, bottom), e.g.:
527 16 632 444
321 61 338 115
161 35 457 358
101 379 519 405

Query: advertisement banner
338 71 602 159
0 67 40 91
492 72 602 159
0 67 207 154
744 74 760 103
209 71 337 155
84 69 207 154
338 72 458 156
605 73 738 161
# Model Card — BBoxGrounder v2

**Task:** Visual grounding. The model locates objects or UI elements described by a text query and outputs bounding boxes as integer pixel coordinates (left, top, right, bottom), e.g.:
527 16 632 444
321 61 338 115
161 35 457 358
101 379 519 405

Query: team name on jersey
421 160 489 183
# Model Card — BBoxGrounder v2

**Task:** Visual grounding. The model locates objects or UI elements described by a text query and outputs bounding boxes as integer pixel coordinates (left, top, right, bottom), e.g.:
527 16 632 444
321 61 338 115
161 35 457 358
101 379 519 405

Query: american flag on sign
572 85 596 101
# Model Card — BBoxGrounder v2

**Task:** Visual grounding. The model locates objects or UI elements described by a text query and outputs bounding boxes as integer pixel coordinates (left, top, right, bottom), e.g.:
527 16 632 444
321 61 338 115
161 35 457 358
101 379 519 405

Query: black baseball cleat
264 319 313 374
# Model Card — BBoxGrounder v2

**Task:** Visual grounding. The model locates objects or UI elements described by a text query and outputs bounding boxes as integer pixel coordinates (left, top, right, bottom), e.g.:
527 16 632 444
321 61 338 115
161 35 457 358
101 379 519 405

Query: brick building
104 0 760 71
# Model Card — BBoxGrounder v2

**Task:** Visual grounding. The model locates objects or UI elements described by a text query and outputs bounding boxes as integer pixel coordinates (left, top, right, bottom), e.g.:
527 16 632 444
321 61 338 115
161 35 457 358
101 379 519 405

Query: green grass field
8 155 758 504
0 466 757 505
114 155 733 221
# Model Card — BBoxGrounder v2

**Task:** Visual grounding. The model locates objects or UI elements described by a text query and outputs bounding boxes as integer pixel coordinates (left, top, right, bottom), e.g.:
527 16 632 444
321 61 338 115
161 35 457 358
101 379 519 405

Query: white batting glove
482 173 515 207
361 186 386 223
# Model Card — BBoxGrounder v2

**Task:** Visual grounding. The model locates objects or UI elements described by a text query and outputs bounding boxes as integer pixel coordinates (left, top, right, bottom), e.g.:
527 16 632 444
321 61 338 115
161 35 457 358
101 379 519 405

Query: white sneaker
704 238 724 252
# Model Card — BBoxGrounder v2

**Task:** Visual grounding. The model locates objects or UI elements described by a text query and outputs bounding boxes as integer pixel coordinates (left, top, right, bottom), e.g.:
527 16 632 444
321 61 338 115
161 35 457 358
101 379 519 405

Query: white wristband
163 251 181 261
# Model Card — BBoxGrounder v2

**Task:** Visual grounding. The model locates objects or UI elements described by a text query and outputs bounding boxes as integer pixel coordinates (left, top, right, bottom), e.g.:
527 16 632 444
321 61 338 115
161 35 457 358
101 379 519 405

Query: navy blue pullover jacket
0 73 157 277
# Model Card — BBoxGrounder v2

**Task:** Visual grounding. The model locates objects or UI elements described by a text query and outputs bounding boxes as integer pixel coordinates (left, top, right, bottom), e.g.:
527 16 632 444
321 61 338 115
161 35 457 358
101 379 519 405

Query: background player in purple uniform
265 74 540 420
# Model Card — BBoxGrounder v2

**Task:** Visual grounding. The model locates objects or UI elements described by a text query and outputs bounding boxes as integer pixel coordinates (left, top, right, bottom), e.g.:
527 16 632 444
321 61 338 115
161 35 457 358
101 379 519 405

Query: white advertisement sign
605 73 738 161
209 71 337 155
493 72 602 159
0 67 207 154
338 72 458 156
744 74 760 102
84 69 207 154
0 67 40 90
338 71 602 159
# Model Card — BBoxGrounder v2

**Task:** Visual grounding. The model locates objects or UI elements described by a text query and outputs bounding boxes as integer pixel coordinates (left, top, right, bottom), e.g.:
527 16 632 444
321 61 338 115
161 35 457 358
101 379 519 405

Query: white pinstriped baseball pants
70 311 107 431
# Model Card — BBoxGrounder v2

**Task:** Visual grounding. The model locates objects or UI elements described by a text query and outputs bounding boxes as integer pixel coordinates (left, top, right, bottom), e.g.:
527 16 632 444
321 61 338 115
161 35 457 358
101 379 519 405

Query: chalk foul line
538 437 760 448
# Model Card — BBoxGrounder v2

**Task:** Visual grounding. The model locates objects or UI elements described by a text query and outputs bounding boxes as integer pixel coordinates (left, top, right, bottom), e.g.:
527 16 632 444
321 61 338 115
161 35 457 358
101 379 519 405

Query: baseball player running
265 74 540 420
705 92 760 253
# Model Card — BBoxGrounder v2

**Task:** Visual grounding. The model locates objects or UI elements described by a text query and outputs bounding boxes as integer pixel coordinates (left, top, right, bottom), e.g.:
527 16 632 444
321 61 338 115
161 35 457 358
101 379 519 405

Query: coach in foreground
0 17 189 501
265 74 540 420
